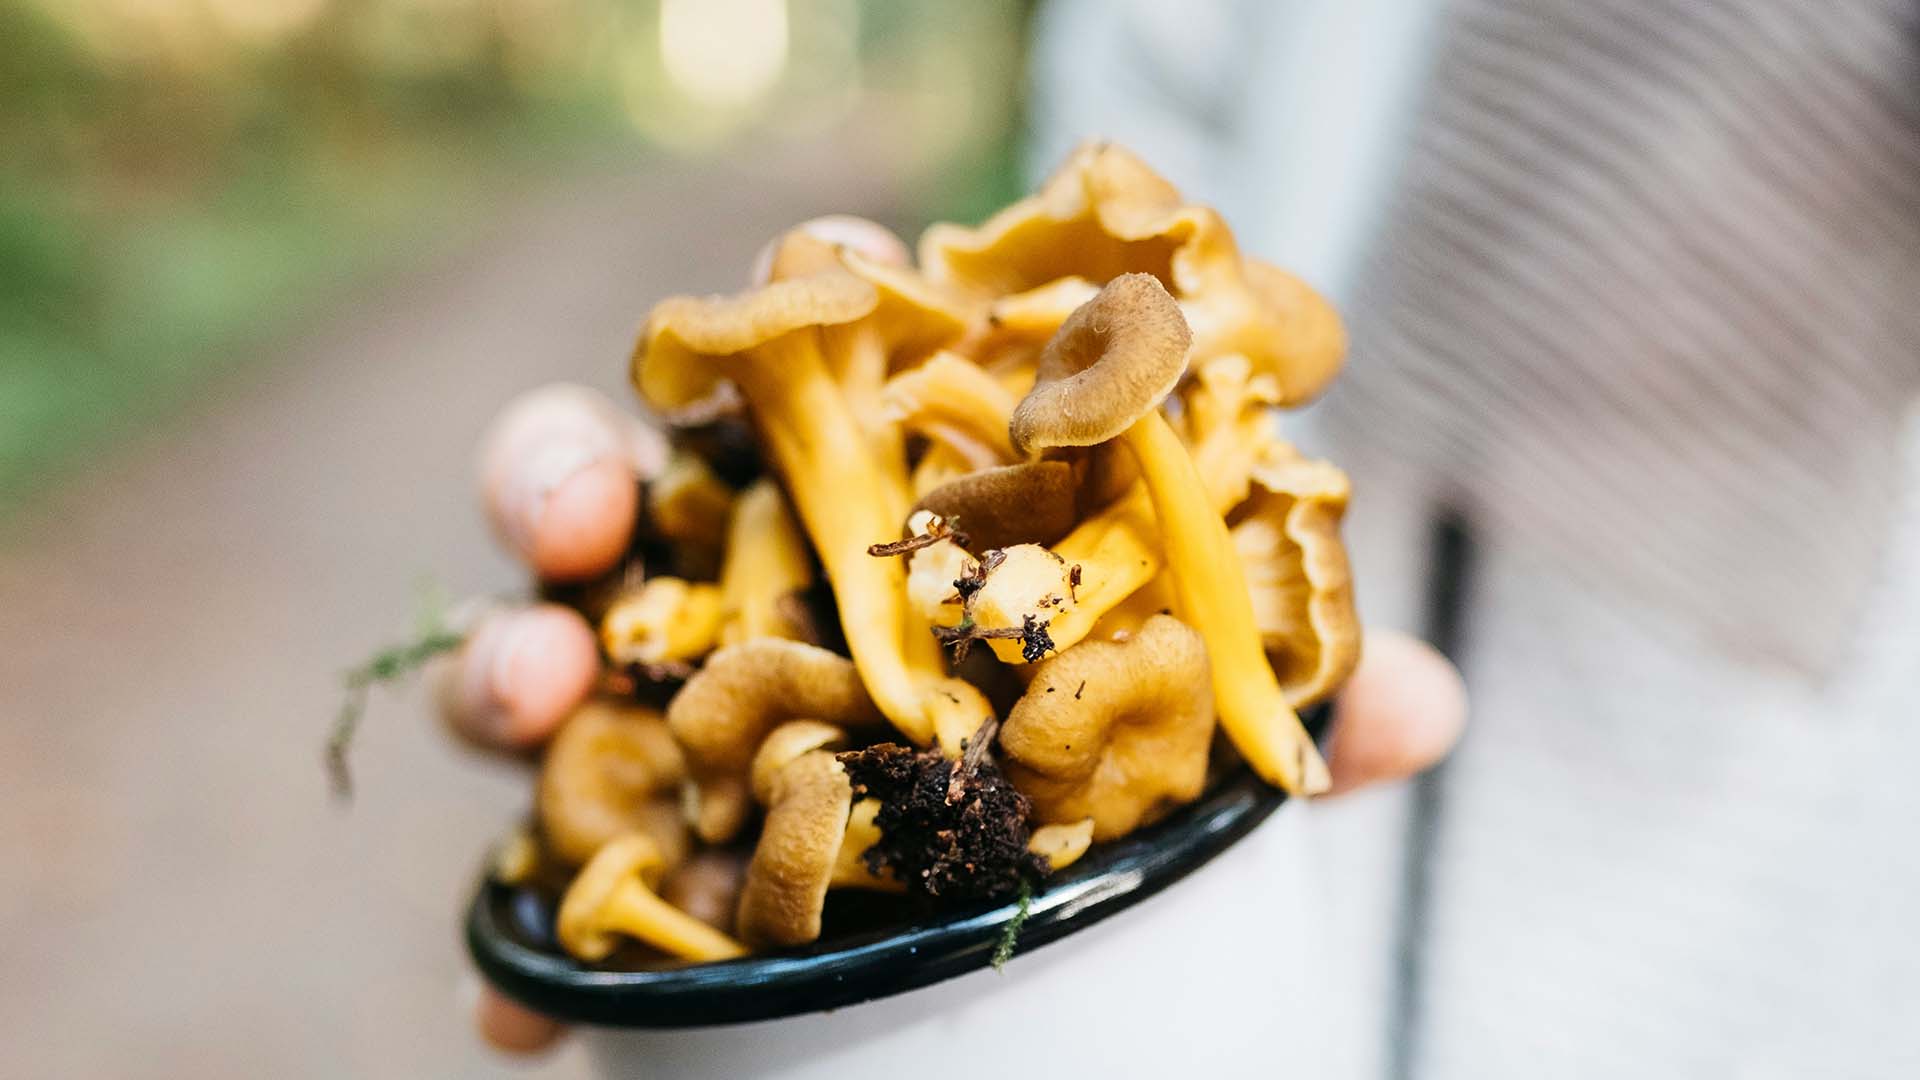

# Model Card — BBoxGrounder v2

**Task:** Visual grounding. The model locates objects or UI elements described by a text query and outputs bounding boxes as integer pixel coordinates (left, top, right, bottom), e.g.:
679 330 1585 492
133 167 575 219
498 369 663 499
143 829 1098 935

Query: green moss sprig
325 584 465 800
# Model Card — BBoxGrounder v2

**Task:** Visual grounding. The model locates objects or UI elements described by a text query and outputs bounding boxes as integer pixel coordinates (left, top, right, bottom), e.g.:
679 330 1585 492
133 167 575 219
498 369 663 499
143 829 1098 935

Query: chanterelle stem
1120 410 1330 795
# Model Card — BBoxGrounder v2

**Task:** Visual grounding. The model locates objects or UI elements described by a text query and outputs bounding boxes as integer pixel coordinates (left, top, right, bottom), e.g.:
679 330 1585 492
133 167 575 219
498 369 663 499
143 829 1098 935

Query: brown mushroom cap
1008 273 1192 456
749 720 850 806
1000 614 1215 841
667 638 883 844
735 749 854 948
537 700 691 868
1234 451 1361 707
914 460 1078 551
660 849 751 933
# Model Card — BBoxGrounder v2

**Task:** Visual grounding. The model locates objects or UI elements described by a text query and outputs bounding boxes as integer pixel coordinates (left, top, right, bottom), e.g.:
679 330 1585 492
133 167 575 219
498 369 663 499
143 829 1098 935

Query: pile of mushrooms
510 144 1360 964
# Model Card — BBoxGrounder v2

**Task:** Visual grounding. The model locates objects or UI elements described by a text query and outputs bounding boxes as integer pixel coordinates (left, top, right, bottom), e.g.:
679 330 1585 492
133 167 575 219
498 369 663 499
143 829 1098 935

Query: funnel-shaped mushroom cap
538 700 691 867
1008 273 1191 457
760 226 969 359
637 274 879 413
1001 615 1216 841
922 142 1343 404
1234 450 1361 707
667 638 883 844
736 750 854 948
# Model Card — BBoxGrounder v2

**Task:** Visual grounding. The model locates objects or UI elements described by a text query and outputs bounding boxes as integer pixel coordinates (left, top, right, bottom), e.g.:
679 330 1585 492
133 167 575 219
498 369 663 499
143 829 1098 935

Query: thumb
1324 630 1467 796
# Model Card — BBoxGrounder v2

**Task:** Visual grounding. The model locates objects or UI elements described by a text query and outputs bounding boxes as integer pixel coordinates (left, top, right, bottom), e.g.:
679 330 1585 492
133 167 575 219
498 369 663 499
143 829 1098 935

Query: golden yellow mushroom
736 750 900 949
537 700 691 868
599 577 725 667
717 479 814 645
557 833 746 963
880 351 1020 470
1234 448 1362 709
1028 818 1095 871
1009 274 1329 795
666 638 883 844
1000 615 1216 840
1177 352 1287 513
635 272 957 743
921 141 1345 405
749 720 850 807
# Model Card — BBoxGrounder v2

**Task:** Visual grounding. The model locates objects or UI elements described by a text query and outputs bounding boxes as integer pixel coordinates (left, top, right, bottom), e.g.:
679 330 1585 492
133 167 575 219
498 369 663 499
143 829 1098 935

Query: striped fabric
1328 0 1920 679
1029 1 1920 1076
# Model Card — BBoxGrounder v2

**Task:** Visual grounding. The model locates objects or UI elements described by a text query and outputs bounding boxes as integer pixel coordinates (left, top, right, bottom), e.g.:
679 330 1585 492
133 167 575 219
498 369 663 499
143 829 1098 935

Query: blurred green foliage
0 0 1030 511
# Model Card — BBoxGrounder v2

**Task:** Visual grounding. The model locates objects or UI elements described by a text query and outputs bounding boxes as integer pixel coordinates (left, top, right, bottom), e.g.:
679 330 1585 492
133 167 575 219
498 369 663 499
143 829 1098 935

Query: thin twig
947 715 1001 804
325 612 464 800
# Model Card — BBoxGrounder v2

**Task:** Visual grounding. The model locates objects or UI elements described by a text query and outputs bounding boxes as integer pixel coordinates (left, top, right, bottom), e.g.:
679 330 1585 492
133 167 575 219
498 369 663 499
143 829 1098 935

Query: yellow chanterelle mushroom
1007 274 1329 795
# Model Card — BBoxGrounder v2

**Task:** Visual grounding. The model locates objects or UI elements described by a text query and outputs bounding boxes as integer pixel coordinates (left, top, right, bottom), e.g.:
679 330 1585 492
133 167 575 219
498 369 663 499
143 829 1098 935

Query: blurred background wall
0 2 1033 1077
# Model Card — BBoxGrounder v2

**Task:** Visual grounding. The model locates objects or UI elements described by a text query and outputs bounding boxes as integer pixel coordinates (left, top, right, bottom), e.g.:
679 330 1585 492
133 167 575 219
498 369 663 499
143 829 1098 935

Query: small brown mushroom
556 833 746 963
1234 449 1361 707
736 750 899 948
537 700 692 868
1010 274 1329 795
666 638 883 844
660 850 751 934
1000 615 1215 840
914 460 1078 551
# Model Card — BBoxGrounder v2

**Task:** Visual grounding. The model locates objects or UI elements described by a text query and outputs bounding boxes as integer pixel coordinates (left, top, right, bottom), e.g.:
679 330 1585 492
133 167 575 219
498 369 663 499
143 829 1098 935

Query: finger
480 383 667 583
434 604 599 751
1325 630 1467 796
476 984 567 1056
750 214 912 285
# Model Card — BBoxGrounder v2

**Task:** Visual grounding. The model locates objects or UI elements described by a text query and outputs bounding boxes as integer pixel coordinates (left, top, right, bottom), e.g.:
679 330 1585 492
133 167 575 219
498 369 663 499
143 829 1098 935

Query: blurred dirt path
0 146 902 1079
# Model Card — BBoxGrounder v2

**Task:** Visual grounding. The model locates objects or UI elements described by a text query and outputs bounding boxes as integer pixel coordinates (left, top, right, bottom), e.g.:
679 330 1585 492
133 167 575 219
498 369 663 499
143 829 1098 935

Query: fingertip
1326 631 1467 796
477 985 567 1056
529 457 638 583
491 604 600 747
441 605 599 751
478 383 659 583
